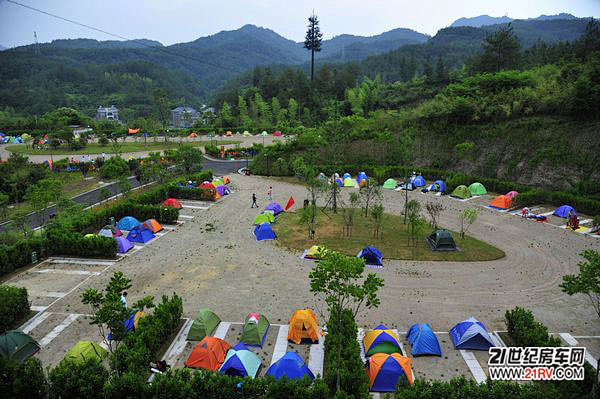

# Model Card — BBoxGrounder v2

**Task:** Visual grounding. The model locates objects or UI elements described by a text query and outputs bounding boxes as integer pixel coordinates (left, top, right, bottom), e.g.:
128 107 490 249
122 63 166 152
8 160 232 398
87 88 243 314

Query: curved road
0 156 244 232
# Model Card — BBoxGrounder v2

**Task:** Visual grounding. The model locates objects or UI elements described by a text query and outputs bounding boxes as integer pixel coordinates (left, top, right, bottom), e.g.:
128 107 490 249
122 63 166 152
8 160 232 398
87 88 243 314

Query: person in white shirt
121 292 128 308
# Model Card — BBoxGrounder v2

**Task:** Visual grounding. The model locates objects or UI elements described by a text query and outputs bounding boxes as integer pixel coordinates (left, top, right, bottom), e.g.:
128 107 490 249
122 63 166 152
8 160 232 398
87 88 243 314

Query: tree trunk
311 49 315 81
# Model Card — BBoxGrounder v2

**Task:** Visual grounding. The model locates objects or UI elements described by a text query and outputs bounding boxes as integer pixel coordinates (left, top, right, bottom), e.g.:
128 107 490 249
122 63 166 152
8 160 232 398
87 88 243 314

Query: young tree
435 56 449 83
299 203 317 240
238 96 252 128
0 192 9 218
304 13 323 81
118 177 132 199
359 178 382 217
175 144 203 174
98 187 112 204
425 201 445 230
152 88 171 139
370 204 384 239
81 272 154 353
25 179 62 226
11 209 31 237
80 162 91 179
560 250 600 319
459 208 478 238
293 157 324 237
341 192 360 237
474 24 522 72
287 98 298 126
405 199 424 246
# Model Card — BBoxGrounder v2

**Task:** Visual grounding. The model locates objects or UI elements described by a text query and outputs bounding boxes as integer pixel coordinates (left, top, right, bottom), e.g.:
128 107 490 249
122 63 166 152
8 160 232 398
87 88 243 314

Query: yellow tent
288 309 319 344
305 245 328 259
84 234 96 238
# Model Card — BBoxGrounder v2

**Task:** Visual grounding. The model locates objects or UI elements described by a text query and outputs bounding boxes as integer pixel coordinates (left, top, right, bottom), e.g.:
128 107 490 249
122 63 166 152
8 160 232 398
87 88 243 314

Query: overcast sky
0 0 599 48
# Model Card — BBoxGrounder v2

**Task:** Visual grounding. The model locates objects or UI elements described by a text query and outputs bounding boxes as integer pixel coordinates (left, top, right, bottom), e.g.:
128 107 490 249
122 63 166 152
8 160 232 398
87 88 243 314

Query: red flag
285 196 295 211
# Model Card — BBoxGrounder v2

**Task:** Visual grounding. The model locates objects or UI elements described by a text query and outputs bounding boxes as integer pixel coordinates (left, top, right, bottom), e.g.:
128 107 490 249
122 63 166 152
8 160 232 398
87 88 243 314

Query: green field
272 210 505 262
5 140 240 155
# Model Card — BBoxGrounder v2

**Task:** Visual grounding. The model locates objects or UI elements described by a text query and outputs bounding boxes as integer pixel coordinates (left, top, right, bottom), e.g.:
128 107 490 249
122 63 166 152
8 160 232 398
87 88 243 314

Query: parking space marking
308 332 324 377
357 328 366 362
49 258 115 266
31 305 48 312
460 350 486 383
35 269 100 276
21 312 52 334
165 318 194 365
39 314 80 347
178 214 194 220
30 291 67 298
490 332 506 347
181 205 210 210
559 333 598 369
271 325 290 365
213 322 231 340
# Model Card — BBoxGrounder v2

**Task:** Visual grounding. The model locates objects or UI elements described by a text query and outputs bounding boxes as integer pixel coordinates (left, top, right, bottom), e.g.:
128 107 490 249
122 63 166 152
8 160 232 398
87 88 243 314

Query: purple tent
216 185 231 196
115 236 134 253
265 202 284 215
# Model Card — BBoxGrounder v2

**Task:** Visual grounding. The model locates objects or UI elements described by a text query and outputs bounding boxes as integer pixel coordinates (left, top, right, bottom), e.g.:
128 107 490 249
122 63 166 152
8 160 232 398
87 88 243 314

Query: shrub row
0 237 47 275
0 285 29 333
504 306 562 347
167 185 216 201
323 307 370 399
110 294 184 375
45 228 117 258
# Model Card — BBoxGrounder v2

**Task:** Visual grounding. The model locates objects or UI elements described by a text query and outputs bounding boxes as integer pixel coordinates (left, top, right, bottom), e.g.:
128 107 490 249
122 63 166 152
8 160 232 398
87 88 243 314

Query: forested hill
40 38 164 49
450 13 577 27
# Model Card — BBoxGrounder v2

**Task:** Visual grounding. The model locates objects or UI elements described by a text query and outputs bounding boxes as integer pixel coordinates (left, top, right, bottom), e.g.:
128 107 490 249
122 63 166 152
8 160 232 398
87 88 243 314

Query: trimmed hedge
45 228 117 258
0 285 29 333
110 294 184 375
0 237 47 275
167 185 216 201
323 307 370 399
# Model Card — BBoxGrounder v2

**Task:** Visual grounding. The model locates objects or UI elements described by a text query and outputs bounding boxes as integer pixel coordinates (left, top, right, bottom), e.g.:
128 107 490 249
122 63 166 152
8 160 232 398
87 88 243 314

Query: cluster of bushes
99 156 130 179
0 237 47 275
515 189 600 216
505 306 562 347
205 143 258 158
0 285 29 333
45 228 117 258
323 307 370 398
167 185 216 201
0 357 48 399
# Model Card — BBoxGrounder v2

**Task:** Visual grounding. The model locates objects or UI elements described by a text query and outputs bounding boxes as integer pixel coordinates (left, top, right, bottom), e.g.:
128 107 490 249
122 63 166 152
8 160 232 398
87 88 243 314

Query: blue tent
428 180 446 193
358 246 383 266
357 172 367 183
266 352 315 381
126 225 155 244
219 343 261 378
254 223 276 241
412 176 426 187
117 216 141 231
343 173 352 180
406 323 442 356
553 205 576 218
449 317 494 350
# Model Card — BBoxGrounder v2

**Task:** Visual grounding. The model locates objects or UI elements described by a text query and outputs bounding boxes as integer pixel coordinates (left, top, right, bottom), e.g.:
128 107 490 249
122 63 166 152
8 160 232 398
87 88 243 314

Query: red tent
162 198 182 209
273 131 282 137
128 128 140 135
200 182 215 190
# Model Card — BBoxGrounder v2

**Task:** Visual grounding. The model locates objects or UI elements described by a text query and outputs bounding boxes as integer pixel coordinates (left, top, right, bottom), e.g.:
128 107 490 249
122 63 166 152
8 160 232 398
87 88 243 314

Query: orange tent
128 128 140 134
288 309 319 344
189 132 198 138
490 195 512 209
225 131 233 137
366 353 413 391
222 176 231 184
162 198 182 209
143 219 163 233
185 336 231 371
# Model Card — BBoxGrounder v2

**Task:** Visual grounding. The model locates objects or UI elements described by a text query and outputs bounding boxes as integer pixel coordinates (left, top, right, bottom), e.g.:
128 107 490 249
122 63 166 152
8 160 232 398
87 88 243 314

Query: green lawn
271 210 505 262
6 140 240 155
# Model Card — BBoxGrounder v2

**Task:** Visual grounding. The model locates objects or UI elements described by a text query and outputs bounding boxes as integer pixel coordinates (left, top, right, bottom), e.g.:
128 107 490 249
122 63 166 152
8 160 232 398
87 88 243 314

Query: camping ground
4 173 600 382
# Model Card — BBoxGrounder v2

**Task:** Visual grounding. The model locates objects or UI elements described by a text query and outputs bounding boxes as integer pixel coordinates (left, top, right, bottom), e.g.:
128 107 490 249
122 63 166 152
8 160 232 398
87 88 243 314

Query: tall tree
476 24 522 72
304 13 323 81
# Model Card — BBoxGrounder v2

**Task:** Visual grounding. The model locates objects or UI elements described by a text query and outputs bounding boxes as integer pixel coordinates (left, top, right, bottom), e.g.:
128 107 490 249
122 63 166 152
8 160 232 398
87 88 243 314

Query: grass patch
272 210 505 262
6 140 240 155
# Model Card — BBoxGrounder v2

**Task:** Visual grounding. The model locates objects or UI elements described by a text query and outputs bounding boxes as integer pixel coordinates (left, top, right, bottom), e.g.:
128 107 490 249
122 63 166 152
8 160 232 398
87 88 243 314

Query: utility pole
33 31 41 56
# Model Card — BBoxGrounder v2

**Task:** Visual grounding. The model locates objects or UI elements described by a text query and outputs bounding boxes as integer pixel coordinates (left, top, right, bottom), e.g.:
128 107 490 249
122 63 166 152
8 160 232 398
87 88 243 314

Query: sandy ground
6 173 600 369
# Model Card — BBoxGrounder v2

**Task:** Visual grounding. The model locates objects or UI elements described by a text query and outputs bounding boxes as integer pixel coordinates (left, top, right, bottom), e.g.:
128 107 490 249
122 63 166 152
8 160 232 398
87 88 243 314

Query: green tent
261 131 268 136
451 185 472 199
261 212 275 223
469 182 487 196
63 341 107 363
0 330 40 363
254 214 272 225
187 309 221 341
382 178 397 189
426 229 458 251
240 314 270 347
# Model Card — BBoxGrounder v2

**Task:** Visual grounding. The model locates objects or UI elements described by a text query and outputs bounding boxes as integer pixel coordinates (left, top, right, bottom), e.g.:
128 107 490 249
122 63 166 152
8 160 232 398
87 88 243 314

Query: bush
100 157 130 179
45 228 117 258
48 358 108 399
505 306 562 347
0 286 29 333
110 294 183 375
0 357 48 399
323 307 370 399
0 236 47 277
167 185 216 201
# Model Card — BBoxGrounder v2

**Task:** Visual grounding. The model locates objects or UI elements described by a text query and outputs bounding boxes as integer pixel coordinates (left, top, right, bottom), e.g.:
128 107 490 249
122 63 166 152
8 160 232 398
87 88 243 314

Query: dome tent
219 343 261 378
266 352 314 381
426 229 457 251
382 178 397 189
187 309 221 341
468 182 487 196
117 216 141 231
406 323 442 356
451 185 471 199
363 324 402 356
287 309 319 344
449 317 494 350
553 205 576 218
185 337 231 371
366 353 413 392
357 246 383 267
0 330 40 363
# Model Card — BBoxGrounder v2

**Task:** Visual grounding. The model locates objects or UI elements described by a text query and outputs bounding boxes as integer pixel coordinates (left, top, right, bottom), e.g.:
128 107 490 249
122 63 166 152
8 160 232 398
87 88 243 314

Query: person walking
251 193 258 208
268 186 273 201
121 292 128 308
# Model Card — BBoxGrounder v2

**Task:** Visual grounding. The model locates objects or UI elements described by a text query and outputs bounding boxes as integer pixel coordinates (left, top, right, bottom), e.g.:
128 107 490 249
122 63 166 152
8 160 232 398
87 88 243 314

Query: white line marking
491 331 506 347
164 319 194 365
271 325 289 365
308 332 324 377
460 350 487 383
30 291 66 298
178 215 194 219
31 305 48 312
560 333 598 369
573 336 600 339
539 211 554 216
35 269 99 276
39 314 80 347
50 258 115 266
21 312 52 334
392 329 407 356
181 205 209 210
213 322 231 340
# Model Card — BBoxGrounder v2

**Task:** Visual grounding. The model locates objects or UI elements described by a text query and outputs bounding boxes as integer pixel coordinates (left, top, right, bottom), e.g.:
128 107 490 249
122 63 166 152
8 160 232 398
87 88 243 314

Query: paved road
0 157 244 233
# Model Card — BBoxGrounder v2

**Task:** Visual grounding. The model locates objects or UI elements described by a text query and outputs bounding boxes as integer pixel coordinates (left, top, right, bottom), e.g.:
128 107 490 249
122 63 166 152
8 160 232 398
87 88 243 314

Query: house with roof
171 106 201 128
96 105 119 121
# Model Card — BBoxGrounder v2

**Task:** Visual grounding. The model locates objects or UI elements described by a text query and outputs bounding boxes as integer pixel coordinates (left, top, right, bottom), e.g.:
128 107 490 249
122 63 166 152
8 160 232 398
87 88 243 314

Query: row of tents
253 202 285 241
363 317 496 391
222 130 283 137
182 309 319 380
176 176 232 200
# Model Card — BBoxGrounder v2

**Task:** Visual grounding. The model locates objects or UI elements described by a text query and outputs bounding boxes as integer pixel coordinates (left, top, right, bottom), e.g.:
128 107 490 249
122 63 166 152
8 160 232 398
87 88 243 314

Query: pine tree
423 60 433 84
435 56 449 83
238 96 252 129
477 23 522 72
304 13 323 81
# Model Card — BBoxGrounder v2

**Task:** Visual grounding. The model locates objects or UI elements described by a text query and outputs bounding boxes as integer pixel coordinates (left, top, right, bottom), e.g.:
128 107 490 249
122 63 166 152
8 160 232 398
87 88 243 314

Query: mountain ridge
450 13 578 27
